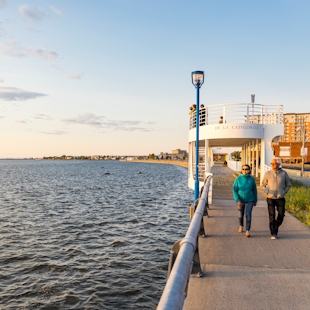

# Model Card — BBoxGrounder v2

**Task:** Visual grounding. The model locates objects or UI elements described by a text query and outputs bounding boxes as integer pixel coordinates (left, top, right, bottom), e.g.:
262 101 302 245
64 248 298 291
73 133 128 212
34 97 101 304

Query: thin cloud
62 113 105 128
49 6 65 17
115 126 152 132
34 113 53 121
16 120 27 124
27 27 42 34
117 120 142 126
0 86 47 101
40 130 67 135
18 5 45 22
0 40 58 66
61 113 154 132
27 47 58 62
66 72 84 80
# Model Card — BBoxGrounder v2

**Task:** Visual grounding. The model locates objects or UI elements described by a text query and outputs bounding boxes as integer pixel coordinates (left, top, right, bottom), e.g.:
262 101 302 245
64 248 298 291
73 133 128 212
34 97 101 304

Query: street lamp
251 94 255 122
191 71 204 202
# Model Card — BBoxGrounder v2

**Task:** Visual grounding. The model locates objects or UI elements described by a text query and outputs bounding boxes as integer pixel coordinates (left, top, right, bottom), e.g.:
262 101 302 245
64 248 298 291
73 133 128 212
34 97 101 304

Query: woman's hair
242 164 251 172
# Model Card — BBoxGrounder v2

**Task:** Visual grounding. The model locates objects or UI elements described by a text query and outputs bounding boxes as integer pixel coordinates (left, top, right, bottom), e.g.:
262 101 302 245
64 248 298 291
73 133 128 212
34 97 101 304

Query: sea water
0 160 192 309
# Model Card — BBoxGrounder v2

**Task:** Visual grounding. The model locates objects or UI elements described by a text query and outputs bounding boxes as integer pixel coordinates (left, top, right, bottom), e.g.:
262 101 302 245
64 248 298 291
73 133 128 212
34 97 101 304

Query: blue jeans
267 198 285 236
238 202 254 231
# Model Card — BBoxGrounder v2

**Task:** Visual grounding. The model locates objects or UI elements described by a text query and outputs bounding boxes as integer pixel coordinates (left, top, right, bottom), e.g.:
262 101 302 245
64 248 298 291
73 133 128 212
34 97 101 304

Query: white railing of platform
189 103 283 129
227 159 242 172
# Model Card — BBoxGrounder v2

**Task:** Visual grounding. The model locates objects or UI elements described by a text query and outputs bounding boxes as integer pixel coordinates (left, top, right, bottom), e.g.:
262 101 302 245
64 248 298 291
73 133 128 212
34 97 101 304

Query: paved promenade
184 166 310 310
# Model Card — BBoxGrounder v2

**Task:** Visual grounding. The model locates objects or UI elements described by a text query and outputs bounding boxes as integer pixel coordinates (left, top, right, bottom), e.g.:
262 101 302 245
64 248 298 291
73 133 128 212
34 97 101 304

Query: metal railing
189 103 283 129
157 175 212 310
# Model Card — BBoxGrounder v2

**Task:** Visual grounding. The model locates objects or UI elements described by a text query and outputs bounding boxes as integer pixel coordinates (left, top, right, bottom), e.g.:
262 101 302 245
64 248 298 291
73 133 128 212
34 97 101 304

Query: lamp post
191 71 204 202
251 94 255 122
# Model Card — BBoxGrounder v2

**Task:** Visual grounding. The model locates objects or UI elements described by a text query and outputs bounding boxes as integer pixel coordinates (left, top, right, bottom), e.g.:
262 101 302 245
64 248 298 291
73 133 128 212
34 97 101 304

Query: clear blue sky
1 0 309 157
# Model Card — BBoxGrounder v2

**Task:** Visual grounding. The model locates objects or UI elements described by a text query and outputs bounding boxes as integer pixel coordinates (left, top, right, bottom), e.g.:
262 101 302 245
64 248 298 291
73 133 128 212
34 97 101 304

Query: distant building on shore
276 112 310 163
279 113 310 143
158 149 187 160
171 148 187 155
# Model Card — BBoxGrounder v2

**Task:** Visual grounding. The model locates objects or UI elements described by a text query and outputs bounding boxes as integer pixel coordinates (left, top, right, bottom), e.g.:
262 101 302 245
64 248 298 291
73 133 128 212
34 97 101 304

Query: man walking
261 157 291 239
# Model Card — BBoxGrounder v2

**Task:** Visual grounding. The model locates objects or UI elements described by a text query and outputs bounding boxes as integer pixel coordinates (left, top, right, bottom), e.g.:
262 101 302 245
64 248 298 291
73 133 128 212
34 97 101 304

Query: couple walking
233 158 291 239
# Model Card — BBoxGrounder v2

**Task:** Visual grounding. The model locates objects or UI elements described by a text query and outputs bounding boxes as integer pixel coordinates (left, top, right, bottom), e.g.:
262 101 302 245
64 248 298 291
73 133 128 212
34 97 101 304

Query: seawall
283 168 310 180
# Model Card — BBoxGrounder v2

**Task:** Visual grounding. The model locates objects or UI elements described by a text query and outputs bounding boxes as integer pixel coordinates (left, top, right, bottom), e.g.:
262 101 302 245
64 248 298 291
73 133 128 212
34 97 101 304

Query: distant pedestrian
261 157 291 240
233 164 257 237
189 104 196 114
190 104 197 127
219 116 223 124
200 104 205 125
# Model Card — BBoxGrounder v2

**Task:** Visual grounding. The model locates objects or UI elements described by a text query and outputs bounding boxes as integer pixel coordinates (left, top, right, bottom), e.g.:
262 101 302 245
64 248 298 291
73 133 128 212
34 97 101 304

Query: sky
0 0 310 158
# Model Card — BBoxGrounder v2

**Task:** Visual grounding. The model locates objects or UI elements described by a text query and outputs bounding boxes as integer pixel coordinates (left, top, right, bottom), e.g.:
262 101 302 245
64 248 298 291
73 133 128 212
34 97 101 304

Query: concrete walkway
210 165 266 201
184 166 310 310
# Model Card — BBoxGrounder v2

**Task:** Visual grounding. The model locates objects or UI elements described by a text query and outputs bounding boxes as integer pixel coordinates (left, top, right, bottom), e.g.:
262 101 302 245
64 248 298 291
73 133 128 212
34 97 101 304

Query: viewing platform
188 103 284 189
183 166 310 310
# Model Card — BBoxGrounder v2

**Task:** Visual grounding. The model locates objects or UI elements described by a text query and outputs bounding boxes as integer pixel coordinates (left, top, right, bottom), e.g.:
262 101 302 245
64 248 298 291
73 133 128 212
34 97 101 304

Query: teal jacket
233 174 257 203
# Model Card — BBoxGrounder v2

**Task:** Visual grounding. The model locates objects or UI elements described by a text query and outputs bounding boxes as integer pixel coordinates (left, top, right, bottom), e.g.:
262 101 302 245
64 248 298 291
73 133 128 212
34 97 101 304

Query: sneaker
238 226 243 233
245 231 250 237
271 235 277 240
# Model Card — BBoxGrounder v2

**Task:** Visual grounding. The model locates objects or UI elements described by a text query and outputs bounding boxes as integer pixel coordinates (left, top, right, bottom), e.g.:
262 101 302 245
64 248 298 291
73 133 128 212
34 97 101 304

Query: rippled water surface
0 160 192 309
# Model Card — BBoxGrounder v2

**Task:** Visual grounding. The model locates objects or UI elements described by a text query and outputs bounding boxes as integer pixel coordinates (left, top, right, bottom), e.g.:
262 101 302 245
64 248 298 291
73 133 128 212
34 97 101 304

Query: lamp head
251 94 255 103
191 71 204 88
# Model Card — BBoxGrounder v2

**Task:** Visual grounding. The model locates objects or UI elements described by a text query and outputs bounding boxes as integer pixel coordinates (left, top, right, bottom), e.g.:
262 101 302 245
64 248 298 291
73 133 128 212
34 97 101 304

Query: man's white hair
271 157 282 164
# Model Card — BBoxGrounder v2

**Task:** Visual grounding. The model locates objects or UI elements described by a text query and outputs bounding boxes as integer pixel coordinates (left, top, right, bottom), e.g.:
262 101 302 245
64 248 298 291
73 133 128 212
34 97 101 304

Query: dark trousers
267 198 285 236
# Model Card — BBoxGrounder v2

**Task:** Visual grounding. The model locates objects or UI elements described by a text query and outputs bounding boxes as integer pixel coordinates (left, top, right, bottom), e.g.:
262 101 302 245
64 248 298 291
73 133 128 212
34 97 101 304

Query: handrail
157 175 212 310
189 103 283 129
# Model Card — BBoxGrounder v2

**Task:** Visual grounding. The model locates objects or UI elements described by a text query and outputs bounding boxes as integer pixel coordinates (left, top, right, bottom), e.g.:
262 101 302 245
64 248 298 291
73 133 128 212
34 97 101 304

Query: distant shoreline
0 158 189 169
122 159 188 168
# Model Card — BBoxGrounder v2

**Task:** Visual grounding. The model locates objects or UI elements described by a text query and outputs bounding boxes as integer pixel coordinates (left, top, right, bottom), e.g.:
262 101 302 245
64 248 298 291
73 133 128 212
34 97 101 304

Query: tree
231 151 241 160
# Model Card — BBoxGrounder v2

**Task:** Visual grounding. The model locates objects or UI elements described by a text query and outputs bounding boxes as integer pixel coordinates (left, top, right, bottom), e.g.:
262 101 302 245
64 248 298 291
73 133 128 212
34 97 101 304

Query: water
0 160 192 309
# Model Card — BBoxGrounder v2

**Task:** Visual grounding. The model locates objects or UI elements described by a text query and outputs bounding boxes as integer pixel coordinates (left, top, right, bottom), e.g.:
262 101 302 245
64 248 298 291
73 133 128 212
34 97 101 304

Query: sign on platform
280 146 290 157
300 147 308 156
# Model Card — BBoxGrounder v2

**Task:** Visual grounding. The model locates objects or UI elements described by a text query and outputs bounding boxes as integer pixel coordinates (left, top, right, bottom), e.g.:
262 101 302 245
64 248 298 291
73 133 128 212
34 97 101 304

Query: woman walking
233 164 257 237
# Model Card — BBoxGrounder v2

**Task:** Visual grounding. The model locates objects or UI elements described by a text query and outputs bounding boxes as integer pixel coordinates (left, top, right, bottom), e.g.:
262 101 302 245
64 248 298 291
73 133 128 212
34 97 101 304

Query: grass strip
285 179 310 227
